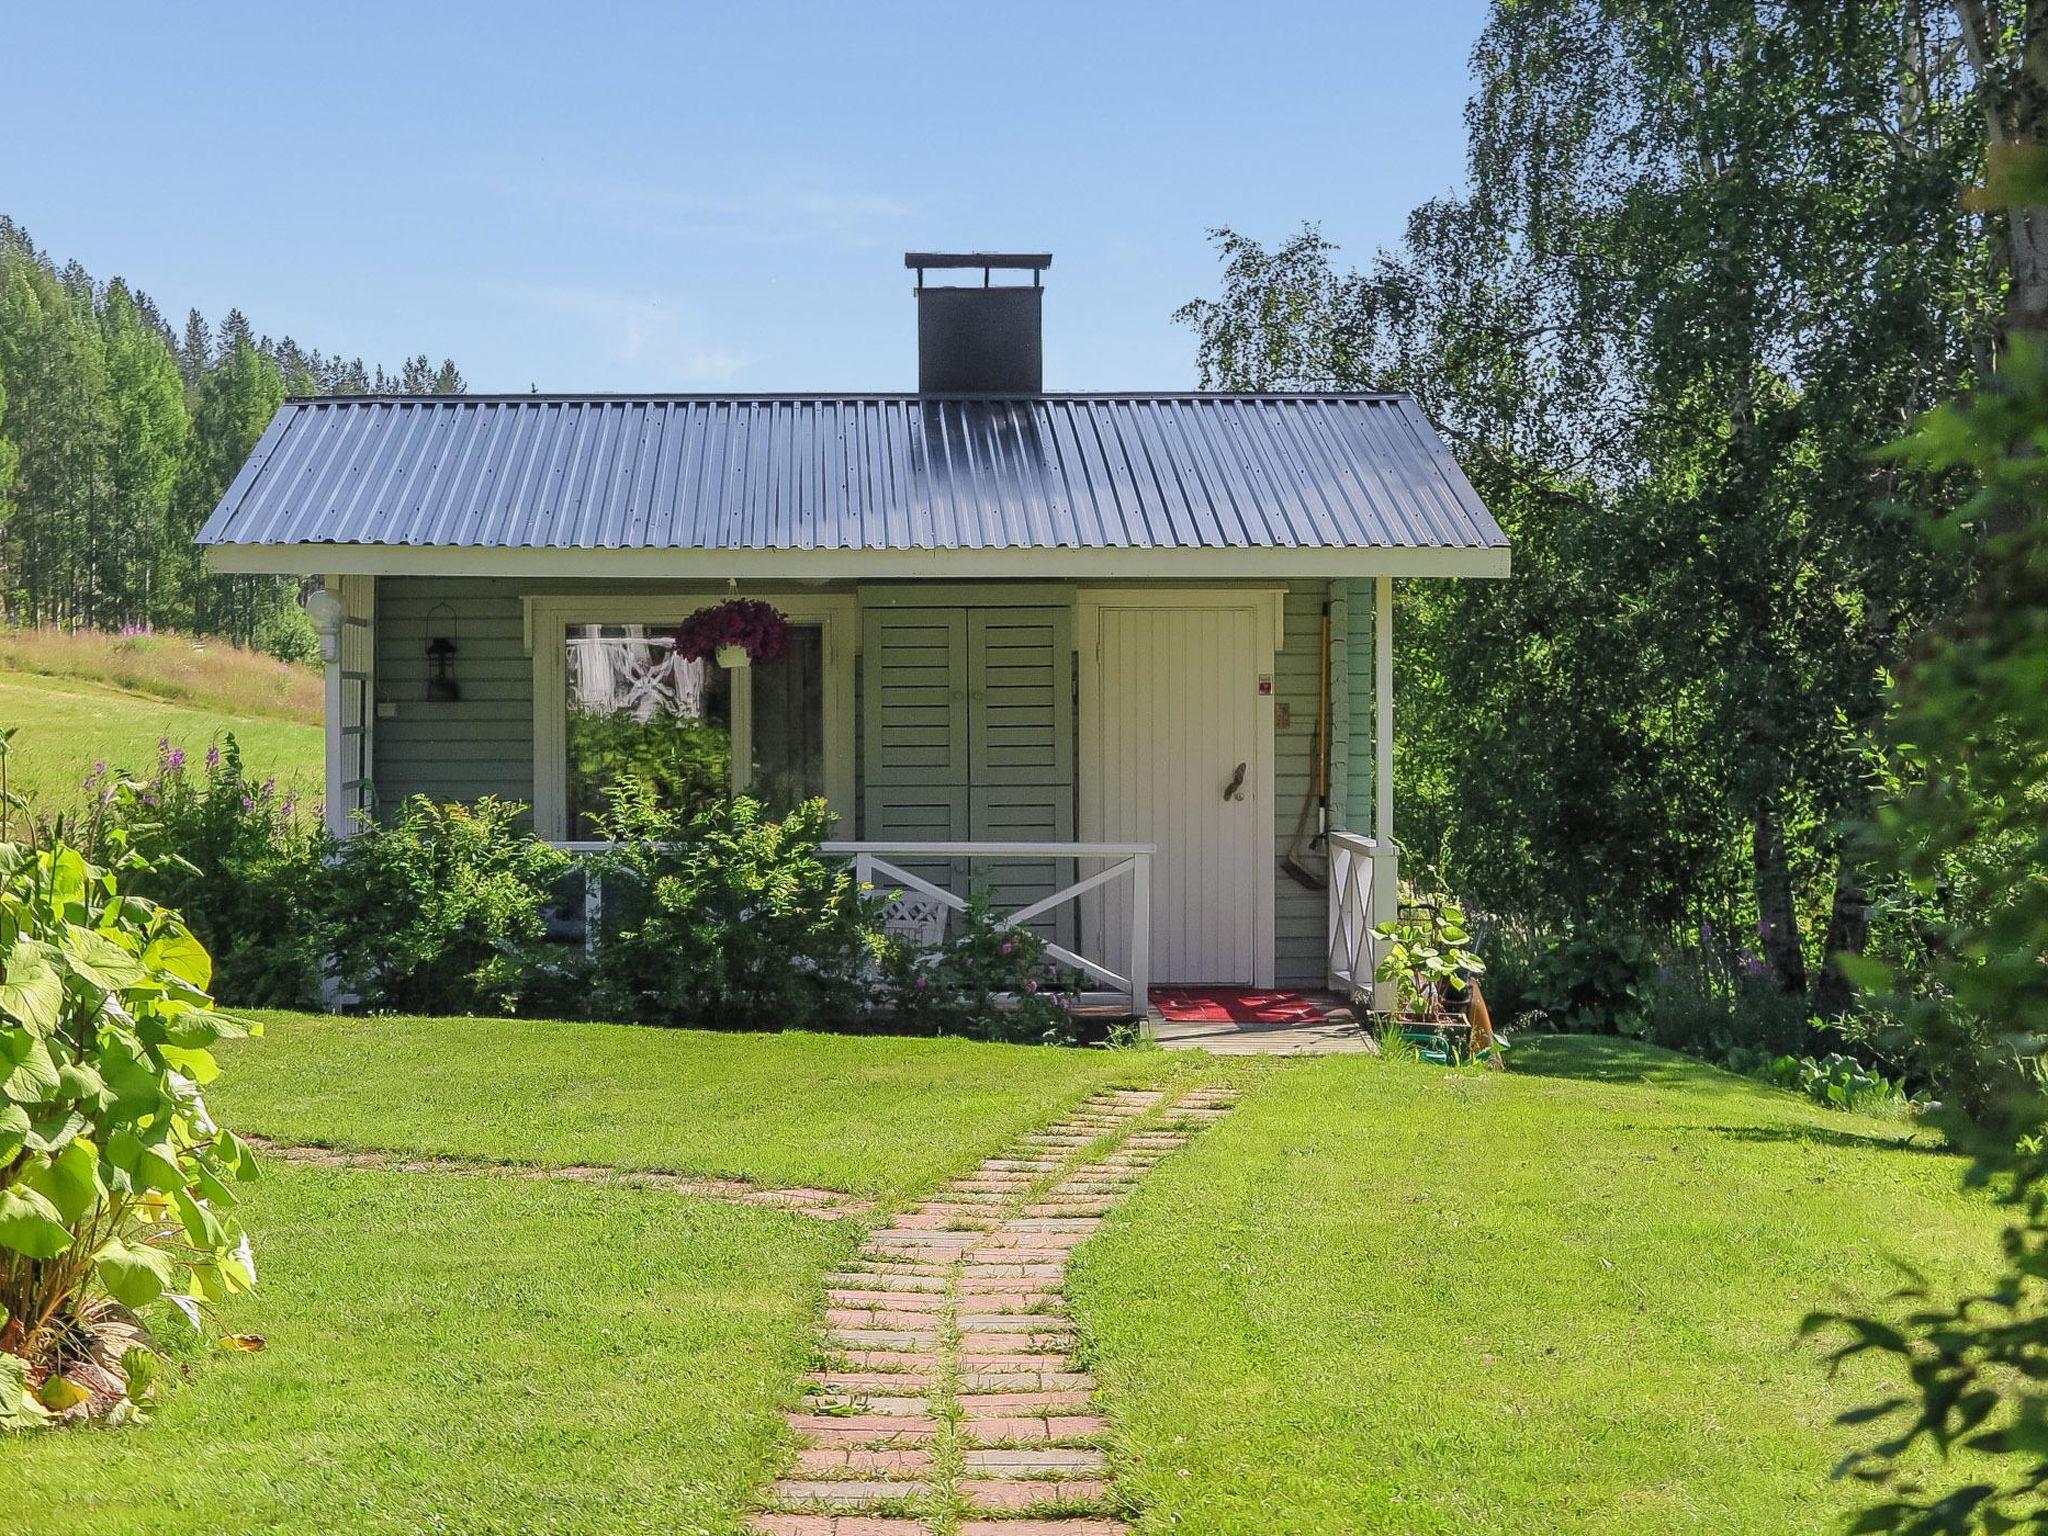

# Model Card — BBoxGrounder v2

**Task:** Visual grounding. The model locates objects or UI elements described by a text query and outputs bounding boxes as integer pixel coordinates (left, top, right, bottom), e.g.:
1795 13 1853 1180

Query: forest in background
0 217 462 655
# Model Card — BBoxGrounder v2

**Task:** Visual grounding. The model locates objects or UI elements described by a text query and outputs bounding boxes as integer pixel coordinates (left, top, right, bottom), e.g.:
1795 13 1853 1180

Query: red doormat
1150 987 1339 1024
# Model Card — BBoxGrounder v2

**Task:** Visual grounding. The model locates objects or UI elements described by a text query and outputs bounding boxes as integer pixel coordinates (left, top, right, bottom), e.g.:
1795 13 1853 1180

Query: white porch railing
822 841 1154 1016
1327 829 1397 1006
547 838 1156 1016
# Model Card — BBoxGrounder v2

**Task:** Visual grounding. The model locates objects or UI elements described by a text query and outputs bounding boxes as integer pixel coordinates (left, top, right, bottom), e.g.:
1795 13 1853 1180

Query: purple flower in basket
914 974 930 991
1025 978 1039 993
673 599 790 665
1000 938 1016 956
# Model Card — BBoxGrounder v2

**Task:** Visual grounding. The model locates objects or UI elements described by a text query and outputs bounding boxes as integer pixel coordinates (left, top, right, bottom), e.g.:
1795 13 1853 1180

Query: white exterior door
1081 592 1277 987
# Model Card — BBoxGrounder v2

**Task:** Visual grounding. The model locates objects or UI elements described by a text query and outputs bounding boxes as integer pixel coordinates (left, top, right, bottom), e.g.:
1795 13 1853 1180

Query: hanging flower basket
674 599 789 668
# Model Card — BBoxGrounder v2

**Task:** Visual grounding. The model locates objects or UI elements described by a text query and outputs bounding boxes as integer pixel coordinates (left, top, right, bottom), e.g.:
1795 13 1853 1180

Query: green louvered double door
861 601 1076 944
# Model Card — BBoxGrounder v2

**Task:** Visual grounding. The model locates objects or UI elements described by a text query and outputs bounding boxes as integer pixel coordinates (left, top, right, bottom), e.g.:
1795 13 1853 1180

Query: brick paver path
748 1085 1239 1536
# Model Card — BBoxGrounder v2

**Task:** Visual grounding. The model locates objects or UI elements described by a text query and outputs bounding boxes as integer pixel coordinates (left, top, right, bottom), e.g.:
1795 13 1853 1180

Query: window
531 595 854 842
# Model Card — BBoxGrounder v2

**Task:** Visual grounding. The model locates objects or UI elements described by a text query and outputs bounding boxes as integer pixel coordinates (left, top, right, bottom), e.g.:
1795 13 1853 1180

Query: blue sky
6 1 1486 392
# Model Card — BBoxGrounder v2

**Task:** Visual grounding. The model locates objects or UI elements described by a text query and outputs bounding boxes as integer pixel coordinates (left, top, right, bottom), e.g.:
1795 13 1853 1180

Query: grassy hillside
0 628 321 812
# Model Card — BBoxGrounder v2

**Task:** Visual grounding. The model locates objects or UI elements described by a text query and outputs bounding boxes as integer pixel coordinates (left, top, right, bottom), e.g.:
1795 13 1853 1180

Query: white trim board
207 543 1510 580
525 592 857 841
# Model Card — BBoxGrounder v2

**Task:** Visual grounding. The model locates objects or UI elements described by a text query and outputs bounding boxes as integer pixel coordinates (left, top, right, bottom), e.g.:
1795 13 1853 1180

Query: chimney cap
905 252 1052 274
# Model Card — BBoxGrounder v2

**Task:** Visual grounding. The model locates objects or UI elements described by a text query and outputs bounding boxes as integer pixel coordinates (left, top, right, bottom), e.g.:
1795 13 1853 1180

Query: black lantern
425 603 460 702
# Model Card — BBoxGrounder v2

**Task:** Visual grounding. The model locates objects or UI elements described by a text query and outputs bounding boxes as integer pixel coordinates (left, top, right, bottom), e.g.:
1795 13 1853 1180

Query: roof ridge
280 389 1419 407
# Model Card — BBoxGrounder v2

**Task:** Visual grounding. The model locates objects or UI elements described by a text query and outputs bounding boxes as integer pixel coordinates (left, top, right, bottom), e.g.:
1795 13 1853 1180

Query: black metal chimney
906 252 1050 394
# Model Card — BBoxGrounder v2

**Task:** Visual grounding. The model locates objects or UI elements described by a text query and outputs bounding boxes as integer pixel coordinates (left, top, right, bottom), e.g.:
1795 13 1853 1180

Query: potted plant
1371 897 1501 1065
674 599 789 670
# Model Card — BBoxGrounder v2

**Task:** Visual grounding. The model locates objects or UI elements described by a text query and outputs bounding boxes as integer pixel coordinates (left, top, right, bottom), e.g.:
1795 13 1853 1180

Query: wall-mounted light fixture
303 584 345 663
425 602 460 702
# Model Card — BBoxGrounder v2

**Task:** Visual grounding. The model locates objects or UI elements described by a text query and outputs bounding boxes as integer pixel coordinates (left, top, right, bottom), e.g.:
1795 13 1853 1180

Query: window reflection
565 624 731 837
563 619 827 836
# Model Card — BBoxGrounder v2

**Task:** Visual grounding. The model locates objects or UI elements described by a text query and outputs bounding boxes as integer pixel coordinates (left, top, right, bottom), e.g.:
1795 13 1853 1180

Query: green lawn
0 671 322 812
1068 1037 1998 1535
0 1018 2002 1535
1 1014 1165 1535
217 1011 1166 1200
0 1163 849 1536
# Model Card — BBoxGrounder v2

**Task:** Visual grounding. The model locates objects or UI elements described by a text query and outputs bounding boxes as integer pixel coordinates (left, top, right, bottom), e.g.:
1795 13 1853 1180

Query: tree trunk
1753 797 1807 994
1813 848 1872 1017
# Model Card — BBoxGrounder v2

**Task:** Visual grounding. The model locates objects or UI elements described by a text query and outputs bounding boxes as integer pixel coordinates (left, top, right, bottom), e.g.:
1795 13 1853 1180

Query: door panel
969 609 1074 786
1084 600 1267 986
862 609 969 785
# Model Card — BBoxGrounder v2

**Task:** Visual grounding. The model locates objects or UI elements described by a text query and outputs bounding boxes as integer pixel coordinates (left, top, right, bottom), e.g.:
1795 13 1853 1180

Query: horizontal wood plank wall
373 576 535 813
1273 580 1331 988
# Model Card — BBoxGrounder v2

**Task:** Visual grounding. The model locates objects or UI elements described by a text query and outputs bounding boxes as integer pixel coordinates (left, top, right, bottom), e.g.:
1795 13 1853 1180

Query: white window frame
526 592 857 840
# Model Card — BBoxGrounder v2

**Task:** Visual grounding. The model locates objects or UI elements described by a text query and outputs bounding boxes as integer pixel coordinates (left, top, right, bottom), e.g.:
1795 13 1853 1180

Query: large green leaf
23 1106 87 1155
46 846 87 918
59 924 147 992
0 1353 51 1430
55 1058 107 1105
0 1027 59 1102
0 1185 73 1258
173 1186 225 1251
158 1043 219 1084
143 928 212 991
0 942 63 1033
93 1238 174 1309
27 1137 103 1224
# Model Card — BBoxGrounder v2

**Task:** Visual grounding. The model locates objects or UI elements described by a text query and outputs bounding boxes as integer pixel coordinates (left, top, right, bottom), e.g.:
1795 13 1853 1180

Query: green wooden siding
372 576 534 813
1272 580 1331 987
1343 578 1376 831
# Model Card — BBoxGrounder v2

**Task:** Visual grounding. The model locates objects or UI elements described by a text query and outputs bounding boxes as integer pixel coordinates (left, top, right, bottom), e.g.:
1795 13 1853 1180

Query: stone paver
753 1085 1237 1535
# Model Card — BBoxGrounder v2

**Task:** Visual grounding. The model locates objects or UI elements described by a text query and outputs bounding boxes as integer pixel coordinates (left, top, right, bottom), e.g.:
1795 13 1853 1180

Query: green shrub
325 796 571 1015
80 736 330 1009
0 772 259 1428
881 889 1080 1044
1724 1049 1915 1116
1527 926 1658 1035
586 784 881 1029
1646 943 1830 1061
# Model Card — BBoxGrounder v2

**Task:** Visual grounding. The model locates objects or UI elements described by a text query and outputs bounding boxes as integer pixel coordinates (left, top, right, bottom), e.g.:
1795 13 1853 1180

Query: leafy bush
1645 942 1831 1062
80 736 330 1009
881 889 1080 1043
1372 898 1484 1016
1527 926 1658 1035
0 773 260 1428
586 785 881 1029
1723 1049 1915 1116
325 796 572 1015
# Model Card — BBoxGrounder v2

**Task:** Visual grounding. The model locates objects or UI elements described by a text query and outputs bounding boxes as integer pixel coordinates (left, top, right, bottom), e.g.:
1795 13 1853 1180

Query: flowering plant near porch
673 599 789 665
883 889 1081 1044
0 734 260 1429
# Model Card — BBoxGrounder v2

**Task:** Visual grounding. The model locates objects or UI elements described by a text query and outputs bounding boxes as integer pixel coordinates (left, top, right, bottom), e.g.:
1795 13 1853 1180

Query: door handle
1223 761 1247 802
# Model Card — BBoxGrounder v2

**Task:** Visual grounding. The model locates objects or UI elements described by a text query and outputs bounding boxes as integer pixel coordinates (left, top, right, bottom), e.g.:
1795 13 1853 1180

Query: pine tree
101 279 188 624
177 308 211 388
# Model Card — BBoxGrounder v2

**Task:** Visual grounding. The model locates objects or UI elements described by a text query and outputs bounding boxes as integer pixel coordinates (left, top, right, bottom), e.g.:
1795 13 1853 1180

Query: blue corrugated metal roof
198 393 1505 558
